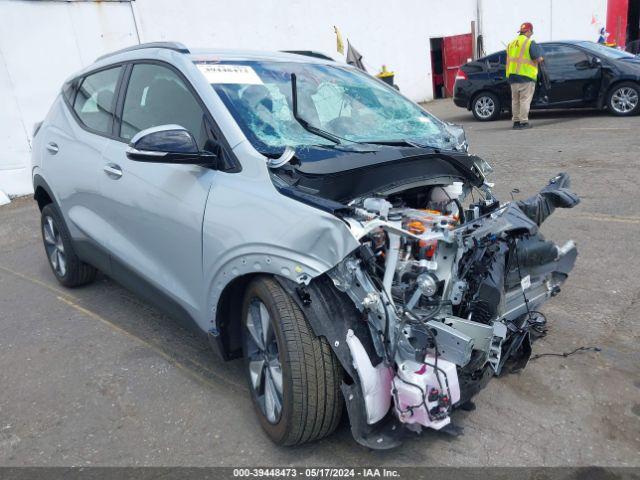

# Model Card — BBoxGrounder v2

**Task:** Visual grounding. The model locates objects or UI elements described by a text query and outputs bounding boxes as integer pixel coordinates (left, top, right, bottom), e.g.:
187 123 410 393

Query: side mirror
576 57 601 70
126 125 217 166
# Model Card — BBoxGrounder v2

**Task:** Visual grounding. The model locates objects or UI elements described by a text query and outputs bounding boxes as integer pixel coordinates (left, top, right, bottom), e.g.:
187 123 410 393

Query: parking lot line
0 264 80 301
55 295 245 392
571 212 640 224
531 127 639 131
0 264 246 393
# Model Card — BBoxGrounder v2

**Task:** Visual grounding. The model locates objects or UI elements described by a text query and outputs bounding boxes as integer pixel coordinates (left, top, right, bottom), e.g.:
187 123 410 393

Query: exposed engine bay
274 155 580 448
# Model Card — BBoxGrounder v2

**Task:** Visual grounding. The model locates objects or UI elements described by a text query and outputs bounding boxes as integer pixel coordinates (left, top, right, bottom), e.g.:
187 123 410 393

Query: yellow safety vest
506 35 538 80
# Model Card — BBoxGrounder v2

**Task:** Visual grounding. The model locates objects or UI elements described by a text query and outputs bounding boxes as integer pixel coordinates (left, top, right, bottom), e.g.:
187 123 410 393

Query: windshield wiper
356 139 443 149
291 73 342 145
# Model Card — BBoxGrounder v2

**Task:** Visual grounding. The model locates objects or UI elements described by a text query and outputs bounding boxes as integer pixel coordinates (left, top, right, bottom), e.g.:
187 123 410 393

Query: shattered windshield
199 61 450 154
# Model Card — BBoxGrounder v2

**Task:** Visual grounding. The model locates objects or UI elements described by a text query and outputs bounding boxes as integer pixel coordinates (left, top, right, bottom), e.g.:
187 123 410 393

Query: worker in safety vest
506 22 544 129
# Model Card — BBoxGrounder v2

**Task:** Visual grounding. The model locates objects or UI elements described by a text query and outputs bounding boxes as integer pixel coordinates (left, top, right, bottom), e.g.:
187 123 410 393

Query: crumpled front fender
202 172 360 334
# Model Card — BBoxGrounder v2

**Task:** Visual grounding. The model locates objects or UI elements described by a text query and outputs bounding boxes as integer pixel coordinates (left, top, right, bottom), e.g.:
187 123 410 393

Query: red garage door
606 0 629 47
443 33 473 97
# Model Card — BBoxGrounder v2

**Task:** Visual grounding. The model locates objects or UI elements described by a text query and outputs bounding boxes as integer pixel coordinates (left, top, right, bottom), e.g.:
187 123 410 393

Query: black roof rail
281 50 335 61
95 42 190 62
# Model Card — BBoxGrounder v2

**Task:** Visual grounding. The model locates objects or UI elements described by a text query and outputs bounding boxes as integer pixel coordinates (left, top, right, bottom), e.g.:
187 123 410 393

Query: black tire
40 204 97 287
606 82 640 116
241 277 343 445
471 91 501 121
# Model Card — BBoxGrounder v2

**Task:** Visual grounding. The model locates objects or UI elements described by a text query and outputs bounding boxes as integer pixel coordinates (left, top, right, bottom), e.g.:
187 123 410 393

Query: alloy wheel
611 87 639 114
244 299 283 424
43 215 66 277
475 96 495 119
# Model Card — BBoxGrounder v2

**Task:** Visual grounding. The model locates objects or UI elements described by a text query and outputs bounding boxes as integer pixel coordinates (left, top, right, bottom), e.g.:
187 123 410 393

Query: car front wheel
607 82 640 116
472 92 501 121
40 204 97 287
241 277 343 445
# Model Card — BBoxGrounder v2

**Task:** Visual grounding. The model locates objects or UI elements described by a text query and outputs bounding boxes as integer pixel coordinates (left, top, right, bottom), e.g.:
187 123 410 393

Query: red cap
519 22 534 33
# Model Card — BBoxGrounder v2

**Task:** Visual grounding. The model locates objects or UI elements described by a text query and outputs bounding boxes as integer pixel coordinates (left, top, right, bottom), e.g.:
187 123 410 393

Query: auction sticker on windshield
197 64 263 85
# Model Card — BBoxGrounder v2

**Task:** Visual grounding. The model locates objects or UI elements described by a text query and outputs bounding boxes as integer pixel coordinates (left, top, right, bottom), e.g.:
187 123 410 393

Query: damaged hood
276 146 487 203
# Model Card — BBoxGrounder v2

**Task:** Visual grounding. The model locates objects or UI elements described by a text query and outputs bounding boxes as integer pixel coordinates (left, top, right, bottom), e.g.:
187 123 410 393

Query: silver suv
32 42 579 448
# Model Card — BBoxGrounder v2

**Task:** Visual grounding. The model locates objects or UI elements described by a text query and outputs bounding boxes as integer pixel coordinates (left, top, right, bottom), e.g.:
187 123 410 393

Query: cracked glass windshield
199 61 450 154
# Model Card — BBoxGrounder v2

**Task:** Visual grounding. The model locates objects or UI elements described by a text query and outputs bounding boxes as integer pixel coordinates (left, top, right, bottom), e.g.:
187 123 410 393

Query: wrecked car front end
201 56 579 447
272 151 579 449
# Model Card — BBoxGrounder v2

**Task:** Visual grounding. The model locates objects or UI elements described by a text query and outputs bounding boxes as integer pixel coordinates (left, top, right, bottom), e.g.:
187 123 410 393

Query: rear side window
120 63 207 148
73 67 122 135
485 51 506 66
463 63 483 74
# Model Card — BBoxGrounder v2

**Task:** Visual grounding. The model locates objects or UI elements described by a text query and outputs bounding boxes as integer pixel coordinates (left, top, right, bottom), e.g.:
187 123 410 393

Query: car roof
93 41 336 65
187 48 336 64
540 40 590 46
480 40 595 57
65 42 338 85
71 42 339 82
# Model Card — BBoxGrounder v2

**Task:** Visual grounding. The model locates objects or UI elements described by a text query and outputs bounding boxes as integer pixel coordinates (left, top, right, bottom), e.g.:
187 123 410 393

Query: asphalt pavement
1 101 639 466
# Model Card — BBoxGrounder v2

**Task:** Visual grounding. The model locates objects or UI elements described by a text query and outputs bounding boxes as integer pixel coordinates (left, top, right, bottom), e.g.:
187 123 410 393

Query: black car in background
453 40 640 121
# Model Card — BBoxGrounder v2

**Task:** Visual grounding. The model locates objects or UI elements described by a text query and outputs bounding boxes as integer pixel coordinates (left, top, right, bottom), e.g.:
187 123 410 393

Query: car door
542 44 602 106
486 51 512 105
99 61 218 322
42 65 125 273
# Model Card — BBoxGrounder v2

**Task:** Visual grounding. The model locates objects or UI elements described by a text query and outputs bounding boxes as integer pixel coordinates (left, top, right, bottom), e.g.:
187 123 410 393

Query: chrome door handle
46 142 59 154
103 163 123 179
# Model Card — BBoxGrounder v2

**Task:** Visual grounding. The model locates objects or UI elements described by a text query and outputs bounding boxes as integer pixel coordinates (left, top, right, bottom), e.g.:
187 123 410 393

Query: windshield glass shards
198 61 451 154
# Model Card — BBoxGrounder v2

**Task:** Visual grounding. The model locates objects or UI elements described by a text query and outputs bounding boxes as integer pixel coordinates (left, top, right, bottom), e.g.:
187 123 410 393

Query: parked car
32 42 579 448
454 40 640 120
626 39 640 55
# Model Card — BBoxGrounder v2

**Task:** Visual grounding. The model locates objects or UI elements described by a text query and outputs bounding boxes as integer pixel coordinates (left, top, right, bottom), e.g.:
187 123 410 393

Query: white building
0 0 625 197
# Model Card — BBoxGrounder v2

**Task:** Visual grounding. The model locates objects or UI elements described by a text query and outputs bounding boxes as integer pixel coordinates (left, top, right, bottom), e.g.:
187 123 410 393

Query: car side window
486 51 506 67
120 63 208 149
73 67 122 134
543 45 589 77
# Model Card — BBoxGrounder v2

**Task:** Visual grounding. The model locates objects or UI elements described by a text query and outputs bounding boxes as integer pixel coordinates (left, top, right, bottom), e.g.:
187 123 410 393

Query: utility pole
475 0 483 58
549 0 553 41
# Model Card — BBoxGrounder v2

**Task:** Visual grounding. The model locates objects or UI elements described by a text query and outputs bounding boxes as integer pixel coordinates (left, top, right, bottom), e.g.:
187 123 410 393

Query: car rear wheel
607 82 640 116
472 92 501 121
241 277 343 445
40 204 97 287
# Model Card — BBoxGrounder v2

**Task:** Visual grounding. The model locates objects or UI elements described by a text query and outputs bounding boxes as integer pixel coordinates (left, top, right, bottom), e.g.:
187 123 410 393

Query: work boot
512 121 521 129
519 122 532 129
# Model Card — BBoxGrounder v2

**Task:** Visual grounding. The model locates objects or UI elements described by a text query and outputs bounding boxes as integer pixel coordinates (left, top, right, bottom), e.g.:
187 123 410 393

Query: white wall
0 0 611 197
1 0 479 197
479 0 608 55
0 0 137 197
132 0 478 102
